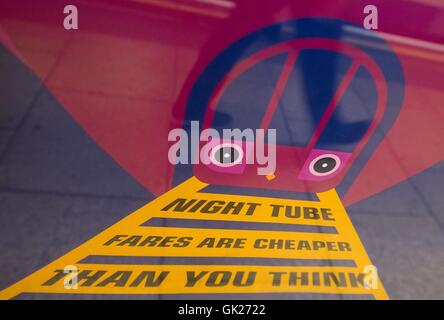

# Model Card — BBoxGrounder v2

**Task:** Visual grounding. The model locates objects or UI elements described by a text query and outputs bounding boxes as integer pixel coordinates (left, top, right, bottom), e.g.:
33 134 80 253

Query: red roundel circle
185 18 404 193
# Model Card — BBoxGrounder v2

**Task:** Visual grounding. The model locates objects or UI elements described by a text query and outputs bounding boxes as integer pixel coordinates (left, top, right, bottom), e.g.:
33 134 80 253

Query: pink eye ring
209 143 244 167
308 154 342 177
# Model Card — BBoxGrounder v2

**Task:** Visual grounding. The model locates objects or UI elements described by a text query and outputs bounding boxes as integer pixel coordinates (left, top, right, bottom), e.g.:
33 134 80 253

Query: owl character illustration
178 18 404 194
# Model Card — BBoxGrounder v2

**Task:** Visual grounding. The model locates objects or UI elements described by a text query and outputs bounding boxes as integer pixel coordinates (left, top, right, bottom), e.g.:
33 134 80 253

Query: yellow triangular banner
0 177 388 299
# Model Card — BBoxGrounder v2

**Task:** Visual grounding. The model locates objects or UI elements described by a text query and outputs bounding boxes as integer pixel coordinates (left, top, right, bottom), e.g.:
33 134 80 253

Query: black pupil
215 147 239 164
313 157 337 173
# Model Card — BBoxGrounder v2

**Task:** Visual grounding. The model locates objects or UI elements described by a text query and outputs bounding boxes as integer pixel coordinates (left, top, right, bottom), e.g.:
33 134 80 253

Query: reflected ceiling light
195 0 236 9
132 0 230 18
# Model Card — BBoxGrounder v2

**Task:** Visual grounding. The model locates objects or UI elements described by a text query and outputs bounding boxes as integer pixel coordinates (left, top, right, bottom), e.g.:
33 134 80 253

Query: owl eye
308 154 341 176
210 143 244 167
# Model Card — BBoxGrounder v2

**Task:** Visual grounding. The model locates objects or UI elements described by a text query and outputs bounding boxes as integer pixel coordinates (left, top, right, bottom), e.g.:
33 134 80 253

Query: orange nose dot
265 173 276 181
